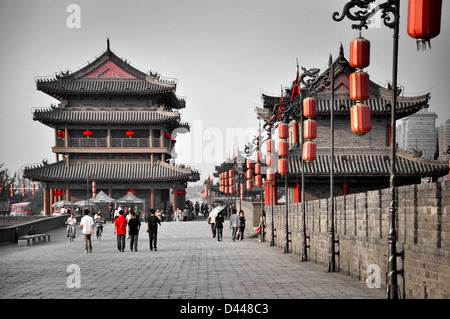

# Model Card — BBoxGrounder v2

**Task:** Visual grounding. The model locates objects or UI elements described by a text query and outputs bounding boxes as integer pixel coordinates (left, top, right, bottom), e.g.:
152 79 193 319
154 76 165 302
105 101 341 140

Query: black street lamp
332 0 402 298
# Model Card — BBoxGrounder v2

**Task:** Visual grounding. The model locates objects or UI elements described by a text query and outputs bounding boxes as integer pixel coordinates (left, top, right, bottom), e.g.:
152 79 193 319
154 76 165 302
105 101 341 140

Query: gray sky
1 0 449 184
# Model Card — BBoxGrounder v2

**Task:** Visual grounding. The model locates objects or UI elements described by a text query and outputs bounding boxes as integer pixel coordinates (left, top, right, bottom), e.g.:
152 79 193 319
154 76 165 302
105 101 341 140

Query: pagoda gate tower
24 41 199 215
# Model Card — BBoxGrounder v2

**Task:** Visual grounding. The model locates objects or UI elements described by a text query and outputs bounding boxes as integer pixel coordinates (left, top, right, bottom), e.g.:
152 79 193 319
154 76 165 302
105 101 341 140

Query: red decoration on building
266 168 276 181
84 130 93 138
57 130 65 138
292 122 299 145
126 130 135 138
255 174 263 187
350 37 370 69
350 70 370 102
127 189 136 195
407 0 442 50
350 104 372 135
278 141 289 157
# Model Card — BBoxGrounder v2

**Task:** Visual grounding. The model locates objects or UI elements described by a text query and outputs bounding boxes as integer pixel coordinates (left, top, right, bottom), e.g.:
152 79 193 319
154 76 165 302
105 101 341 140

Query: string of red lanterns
302 97 317 162
349 36 372 135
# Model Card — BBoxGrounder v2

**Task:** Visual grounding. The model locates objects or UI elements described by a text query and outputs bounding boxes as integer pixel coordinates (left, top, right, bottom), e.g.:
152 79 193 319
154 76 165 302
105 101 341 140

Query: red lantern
229 186 235 194
32 184 35 196
229 170 234 178
303 97 317 118
350 103 372 135
84 130 93 138
126 130 135 138
407 0 442 50
278 158 289 176
246 159 254 169
247 180 253 190
22 184 25 197
255 175 263 187
350 37 370 69
350 70 370 102
278 123 289 139
57 130 65 138
302 142 316 163
303 119 317 141
246 170 254 180
10 184 14 198
267 139 275 153
266 168 276 181
278 141 289 157
255 163 262 175
255 151 262 163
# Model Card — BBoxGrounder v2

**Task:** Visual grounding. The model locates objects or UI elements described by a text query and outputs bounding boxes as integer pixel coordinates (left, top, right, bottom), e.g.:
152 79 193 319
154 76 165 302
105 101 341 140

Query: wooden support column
43 187 50 216
172 187 177 210
151 188 155 209
343 181 349 195
65 188 70 201
49 188 54 215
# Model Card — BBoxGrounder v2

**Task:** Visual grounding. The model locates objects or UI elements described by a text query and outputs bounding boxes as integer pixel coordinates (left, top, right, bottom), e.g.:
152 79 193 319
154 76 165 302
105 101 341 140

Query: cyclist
95 212 106 240
66 213 77 238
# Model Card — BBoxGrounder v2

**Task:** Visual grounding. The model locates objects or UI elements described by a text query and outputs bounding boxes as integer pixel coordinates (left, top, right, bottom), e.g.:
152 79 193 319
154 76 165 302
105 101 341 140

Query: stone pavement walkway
0 219 384 300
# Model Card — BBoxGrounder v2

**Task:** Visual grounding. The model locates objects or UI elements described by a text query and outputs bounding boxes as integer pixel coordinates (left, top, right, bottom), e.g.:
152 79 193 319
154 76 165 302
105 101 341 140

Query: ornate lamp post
332 0 442 298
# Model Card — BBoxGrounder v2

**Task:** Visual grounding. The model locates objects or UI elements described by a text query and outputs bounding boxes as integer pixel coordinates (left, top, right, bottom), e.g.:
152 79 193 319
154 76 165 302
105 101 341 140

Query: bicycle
67 224 76 242
95 219 105 240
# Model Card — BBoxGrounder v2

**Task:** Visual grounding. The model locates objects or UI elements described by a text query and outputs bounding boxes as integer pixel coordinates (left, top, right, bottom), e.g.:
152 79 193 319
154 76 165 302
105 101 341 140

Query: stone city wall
260 180 449 299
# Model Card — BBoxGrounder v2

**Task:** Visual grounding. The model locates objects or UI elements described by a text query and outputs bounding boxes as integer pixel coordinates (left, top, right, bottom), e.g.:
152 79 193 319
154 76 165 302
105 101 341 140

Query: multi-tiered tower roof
24 41 199 214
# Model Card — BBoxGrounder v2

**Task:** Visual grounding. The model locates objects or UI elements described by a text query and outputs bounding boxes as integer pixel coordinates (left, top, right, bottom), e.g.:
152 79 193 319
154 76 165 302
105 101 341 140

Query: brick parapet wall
262 180 449 299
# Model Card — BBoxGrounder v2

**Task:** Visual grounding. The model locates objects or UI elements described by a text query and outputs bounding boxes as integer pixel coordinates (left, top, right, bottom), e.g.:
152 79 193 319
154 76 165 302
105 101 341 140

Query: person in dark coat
214 212 224 242
146 209 161 251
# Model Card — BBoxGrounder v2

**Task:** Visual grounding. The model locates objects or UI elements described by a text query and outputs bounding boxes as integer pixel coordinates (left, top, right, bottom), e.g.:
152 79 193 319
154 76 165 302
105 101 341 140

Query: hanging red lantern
278 141 289 157
229 170 234 178
32 184 35 196
303 97 317 118
255 163 262 175
255 151 262 163
350 103 372 135
350 37 371 69
303 119 317 140
126 130 135 138
246 170 254 180
266 168 276 181
407 0 442 50
350 70 370 102
278 158 289 176
22 184 25 197
278 123 289 139
302 142 317 163
84 130 93 138
255 174 263 187
247 180 253 190
246 159 254 169
57 130 65 138
267 139 275 153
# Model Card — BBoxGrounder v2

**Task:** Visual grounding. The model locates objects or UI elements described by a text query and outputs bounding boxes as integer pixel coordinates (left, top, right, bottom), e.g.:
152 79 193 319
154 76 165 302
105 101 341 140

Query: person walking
114 210 127 252
237 210 246 241
214 212 224 242
80 209 94 253
208 208 217 238
229 209 239 241
146 209 161 251
128 211 141 252
258 210 266 242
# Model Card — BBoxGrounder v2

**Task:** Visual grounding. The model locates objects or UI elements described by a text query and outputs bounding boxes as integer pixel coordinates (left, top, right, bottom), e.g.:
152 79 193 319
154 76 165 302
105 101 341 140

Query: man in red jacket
114 210 127 252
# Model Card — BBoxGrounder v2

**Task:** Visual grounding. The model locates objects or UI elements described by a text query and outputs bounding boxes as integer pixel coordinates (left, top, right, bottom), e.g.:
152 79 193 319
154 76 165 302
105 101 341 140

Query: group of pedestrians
77 208 161 254
208 208 246 242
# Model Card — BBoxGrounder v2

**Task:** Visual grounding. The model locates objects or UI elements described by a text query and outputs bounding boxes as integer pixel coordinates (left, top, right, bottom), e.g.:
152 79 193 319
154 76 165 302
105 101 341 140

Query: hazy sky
1 0 449 184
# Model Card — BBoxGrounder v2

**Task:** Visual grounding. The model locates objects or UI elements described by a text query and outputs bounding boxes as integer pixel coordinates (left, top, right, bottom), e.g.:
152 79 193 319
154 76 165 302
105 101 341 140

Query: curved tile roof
23 161 200 183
